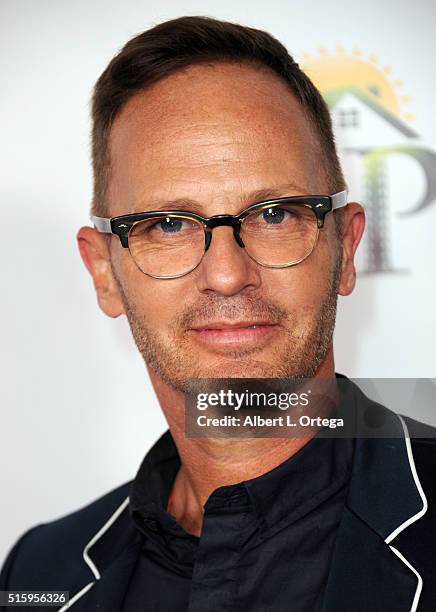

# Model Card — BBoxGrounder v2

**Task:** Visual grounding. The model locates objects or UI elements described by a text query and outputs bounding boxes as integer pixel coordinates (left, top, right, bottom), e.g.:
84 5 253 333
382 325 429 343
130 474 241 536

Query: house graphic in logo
326 85 417 148
302 50 436 274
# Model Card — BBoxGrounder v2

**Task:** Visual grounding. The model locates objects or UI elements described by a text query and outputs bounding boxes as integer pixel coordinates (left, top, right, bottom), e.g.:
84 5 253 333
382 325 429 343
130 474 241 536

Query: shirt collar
129 428 180 512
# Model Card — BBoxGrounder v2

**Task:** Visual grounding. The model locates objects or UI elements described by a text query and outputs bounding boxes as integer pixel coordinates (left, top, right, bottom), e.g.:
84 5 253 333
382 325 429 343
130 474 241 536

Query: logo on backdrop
302 48 436 274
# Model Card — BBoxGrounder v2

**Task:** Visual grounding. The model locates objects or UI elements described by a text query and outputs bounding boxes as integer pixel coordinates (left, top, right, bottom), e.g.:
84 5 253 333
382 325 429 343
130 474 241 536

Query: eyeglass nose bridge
204 215 245 251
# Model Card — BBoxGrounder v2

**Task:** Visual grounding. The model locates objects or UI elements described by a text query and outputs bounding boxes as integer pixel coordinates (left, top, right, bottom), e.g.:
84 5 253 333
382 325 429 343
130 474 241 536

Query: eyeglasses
90 191 347 279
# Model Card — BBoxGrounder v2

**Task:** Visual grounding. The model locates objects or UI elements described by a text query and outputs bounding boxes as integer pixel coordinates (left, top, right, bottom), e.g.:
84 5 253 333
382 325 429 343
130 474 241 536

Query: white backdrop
1 0 435 558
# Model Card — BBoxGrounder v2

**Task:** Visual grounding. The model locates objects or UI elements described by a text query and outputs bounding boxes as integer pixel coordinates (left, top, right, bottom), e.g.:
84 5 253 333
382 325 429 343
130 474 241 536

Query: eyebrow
134 182 311 214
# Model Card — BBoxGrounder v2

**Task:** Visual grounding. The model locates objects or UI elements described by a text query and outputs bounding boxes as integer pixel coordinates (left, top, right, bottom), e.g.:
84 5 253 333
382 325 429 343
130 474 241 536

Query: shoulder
0 480 132 590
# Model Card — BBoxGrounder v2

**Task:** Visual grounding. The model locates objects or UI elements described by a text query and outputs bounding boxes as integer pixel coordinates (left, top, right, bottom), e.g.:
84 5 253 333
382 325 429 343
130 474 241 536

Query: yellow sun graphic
301 48 414 122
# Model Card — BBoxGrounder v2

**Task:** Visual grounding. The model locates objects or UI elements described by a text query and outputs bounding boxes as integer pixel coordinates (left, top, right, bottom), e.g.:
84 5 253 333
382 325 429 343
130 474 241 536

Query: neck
146 347 337 536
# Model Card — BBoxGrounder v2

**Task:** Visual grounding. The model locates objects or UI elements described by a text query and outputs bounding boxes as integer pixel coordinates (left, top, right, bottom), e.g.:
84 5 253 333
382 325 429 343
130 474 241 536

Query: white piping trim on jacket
384 414 428 612
83 495 130 579
57 581 95 611
388 546 422 612
385 415 428 543
56 495 130 610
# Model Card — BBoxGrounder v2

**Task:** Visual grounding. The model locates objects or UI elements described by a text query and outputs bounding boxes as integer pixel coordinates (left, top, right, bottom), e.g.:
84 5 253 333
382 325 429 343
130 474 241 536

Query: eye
153 217 184 233
262 207 295 224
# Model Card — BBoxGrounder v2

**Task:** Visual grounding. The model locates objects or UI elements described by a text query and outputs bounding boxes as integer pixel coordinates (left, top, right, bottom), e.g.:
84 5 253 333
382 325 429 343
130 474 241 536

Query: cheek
120 258 188 330
270 256 329 310
306 227 338 290
131 280 180 327
263 250 331 313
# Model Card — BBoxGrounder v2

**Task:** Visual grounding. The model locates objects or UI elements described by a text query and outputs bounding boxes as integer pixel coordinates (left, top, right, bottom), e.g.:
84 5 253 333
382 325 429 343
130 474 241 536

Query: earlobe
337 203 366 297
77 226 125 318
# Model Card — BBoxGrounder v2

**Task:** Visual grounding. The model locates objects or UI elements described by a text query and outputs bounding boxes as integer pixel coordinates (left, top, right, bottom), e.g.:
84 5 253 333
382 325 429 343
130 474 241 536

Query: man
1 15 435 612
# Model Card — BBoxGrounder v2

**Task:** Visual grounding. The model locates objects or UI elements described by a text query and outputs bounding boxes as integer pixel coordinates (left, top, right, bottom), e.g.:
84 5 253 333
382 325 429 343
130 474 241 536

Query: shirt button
143 517 160 533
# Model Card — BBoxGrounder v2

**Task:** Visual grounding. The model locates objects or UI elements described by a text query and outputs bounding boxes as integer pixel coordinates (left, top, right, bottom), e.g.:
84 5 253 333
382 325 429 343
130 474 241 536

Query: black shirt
122 388 355 612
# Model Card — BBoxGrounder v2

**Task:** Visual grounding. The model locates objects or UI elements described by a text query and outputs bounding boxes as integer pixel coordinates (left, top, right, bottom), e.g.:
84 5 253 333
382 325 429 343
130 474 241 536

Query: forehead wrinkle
127 120 275 166
132 181 312 215
120 121 311 182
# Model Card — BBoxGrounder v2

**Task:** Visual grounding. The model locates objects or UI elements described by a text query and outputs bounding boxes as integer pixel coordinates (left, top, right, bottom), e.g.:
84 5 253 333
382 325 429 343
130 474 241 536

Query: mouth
188 320 280 345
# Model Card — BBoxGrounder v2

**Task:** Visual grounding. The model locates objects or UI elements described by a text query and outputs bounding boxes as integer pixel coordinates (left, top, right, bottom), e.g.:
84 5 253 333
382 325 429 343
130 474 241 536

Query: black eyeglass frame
90 190 347 276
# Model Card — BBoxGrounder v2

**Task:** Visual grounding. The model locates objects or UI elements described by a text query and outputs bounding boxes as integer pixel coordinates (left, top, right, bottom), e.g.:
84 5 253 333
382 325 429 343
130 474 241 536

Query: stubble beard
113 252 342 394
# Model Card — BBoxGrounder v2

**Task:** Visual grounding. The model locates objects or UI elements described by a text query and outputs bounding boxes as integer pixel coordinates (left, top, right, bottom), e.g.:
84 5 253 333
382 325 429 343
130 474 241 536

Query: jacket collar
62 376 427 612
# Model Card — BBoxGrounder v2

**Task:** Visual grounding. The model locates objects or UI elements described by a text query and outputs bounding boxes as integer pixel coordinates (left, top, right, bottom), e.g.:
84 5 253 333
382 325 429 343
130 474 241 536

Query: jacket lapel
70 535 143 612
323 392 428 612
322 506 420 611
60 496 144 611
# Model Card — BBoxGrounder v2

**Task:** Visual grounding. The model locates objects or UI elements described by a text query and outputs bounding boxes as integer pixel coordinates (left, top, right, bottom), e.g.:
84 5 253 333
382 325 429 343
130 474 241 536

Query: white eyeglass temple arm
331 190 348 210
90 215 112 233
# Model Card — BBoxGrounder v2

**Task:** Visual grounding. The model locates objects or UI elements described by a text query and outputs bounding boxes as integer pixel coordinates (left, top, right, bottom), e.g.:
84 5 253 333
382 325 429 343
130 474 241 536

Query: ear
337 203 366 296
77 226 125 318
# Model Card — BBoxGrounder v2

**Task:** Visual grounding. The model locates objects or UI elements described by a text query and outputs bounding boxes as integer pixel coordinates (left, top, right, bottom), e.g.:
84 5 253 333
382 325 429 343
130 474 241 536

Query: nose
194 225 261 296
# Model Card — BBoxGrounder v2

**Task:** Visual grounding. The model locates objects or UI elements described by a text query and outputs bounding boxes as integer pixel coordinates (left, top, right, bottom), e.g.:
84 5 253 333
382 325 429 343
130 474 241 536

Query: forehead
106 62 326 214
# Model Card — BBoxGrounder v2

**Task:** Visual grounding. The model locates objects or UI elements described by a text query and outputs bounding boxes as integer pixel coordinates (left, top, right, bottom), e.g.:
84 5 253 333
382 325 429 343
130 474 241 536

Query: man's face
97 62 346 391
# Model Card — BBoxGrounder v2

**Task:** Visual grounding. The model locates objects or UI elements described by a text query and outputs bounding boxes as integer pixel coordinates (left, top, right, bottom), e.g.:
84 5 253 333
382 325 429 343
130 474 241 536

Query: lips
187 320 279 347
190 320 275 331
